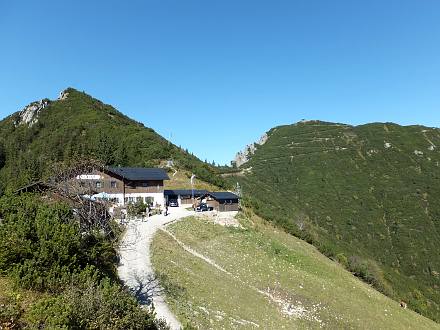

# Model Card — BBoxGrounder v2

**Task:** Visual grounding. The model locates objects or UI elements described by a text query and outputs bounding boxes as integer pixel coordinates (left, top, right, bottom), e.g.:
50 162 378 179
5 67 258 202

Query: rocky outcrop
13 89 71 128
58 89 69 100
14 99 50 127
234 133 268 167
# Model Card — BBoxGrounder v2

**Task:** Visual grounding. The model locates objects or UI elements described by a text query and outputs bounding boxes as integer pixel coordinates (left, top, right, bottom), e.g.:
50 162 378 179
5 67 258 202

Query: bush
27 277 162 329
0 194 117 292
0 193 163 328
336 253 348 267
0 295 23 329
128 200 149 217
27 296 72 329
347 256 393 296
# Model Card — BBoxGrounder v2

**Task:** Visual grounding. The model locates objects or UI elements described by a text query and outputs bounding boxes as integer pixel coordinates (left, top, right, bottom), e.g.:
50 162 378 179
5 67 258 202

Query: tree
94 132 116 165
0 143 5 169
114 143 128 167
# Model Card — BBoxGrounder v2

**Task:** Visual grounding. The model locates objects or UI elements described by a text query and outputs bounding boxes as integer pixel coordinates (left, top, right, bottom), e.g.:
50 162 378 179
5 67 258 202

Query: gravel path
117 207 195 330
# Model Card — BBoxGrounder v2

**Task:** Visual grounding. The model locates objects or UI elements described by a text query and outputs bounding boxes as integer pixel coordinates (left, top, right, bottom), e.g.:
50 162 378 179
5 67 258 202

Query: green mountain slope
231 120 440 322
152 213 439 329
0 88 225 191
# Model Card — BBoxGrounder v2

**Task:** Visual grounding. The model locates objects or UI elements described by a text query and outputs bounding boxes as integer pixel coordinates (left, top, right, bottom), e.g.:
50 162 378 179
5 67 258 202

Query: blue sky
1 1 440 165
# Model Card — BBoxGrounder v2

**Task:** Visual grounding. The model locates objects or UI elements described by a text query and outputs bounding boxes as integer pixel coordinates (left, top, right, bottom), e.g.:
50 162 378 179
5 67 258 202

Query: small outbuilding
164 189 208 206
200 192 240 212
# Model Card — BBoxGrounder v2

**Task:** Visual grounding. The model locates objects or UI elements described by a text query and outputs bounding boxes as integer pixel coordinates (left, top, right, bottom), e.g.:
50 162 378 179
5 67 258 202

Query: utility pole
191 174 196 204
235 182 242 208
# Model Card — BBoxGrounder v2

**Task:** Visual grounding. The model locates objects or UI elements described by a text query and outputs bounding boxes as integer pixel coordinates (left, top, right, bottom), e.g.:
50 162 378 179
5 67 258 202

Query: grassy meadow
151 213 438 329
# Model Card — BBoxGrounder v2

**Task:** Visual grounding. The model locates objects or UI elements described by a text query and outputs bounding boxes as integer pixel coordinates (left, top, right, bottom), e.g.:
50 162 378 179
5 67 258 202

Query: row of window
219 199 236 205
94 196 156 205
80 181 118 189
80 181 158 190
95 181 118 189
125 196 155 205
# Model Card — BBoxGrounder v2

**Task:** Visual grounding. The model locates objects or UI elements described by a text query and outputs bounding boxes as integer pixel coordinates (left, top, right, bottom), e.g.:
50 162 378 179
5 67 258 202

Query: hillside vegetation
230 121 440 322
151 213 438 329
0 88 225 192
0 193 162 329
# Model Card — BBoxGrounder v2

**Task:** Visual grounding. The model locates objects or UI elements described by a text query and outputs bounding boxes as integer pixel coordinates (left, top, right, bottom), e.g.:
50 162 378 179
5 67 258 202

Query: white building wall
92 192 165 207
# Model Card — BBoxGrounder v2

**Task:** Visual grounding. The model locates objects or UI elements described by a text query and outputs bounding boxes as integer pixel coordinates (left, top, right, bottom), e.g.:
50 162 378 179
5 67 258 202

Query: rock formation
58 89 69 100
14 99 50 127
234 133 268 167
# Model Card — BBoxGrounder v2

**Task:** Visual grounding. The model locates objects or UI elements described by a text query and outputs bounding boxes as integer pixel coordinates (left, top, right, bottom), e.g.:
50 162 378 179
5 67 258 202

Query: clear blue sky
1 1 440 165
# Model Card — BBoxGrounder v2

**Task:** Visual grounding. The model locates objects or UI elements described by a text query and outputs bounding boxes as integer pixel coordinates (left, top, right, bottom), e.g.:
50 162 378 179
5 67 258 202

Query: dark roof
164 189 208 196
205 192 240 200
107 167 170 181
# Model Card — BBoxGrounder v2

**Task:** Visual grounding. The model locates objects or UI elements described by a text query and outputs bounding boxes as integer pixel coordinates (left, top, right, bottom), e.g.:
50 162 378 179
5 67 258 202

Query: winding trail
117 207 196 330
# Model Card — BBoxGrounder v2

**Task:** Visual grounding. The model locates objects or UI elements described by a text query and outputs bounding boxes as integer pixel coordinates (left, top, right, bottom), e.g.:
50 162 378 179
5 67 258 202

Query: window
145 197 154 206
128 197 134 204
96 181 102 188
110 181 117 188
141 182 149 187
136 197 143 203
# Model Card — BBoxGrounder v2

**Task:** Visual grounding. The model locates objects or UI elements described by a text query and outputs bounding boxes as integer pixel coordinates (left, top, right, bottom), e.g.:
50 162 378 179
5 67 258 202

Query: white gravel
117 207 196 330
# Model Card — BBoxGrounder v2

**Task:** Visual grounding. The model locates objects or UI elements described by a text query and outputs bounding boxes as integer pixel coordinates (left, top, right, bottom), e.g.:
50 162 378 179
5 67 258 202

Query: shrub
27 296 72 329
0 194 163 328
0 194 117 292
27 277 162 329
336 253 348 267
0 295 23 329
128 200 149 217
347 256 393 296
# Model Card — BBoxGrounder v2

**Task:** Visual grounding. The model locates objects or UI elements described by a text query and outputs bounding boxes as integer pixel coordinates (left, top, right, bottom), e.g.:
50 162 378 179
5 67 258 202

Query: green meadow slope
151 213 438 329
230 121 440 322
0 88 225 191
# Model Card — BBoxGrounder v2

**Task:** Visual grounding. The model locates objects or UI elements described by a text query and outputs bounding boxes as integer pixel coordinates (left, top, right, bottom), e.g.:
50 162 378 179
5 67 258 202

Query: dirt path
117 208 195 330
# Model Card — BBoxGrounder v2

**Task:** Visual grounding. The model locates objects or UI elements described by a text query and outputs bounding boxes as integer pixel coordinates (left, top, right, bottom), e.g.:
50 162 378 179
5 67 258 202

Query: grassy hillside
165 169 220 191
0 88 225 191
151 213 438 329
229 120 440 322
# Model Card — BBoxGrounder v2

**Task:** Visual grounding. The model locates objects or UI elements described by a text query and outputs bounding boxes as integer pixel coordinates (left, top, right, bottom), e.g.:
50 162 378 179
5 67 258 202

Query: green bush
336 253 348 267
27 296 72 329
27 278 161 330
0 194 164 328
0 194 117 292
128 200 149 217
347 256 393 296
0 295 23 329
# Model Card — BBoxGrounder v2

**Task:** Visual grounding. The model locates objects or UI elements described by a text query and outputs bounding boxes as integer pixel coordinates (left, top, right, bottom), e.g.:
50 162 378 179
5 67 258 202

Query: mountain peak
12 88 92 127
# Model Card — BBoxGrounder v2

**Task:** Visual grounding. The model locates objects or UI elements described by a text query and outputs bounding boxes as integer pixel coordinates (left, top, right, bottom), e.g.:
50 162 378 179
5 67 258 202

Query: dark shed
200 192 240 212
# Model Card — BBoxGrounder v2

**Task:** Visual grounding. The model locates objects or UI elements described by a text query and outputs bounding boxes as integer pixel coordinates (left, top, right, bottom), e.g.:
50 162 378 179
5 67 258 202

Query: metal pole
191 173 195 204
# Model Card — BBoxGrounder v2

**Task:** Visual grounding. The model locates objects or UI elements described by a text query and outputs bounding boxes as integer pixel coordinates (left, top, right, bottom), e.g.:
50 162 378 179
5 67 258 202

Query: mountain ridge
231 120 440 322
